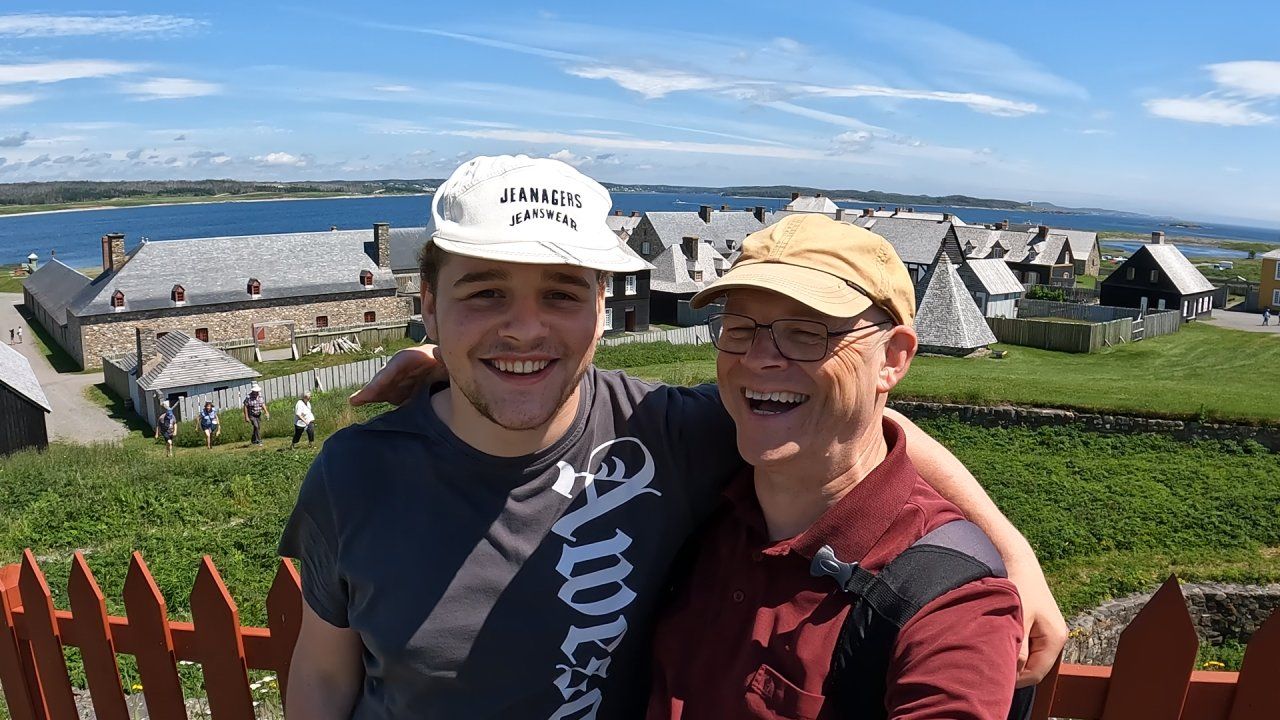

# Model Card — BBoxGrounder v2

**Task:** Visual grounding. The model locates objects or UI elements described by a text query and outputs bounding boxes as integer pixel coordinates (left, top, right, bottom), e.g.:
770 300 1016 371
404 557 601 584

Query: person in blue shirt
197 401 221 449
155 400 177 457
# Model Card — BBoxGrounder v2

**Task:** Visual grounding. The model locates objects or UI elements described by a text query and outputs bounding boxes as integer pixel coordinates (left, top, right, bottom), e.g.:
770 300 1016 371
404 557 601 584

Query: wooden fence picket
265 559 302 709
1029 655 1060 720
0 564 44 720
66 554 129 720
1099 576 1198 720
190 557 254 720
122 552 187 719
1228 607 1280 719
17 551 78 720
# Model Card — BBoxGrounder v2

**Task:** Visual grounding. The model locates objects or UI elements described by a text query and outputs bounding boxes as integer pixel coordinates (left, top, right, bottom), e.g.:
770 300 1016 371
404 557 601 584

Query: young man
649 214 1022 719
243 384 270 445
293 391 316 448
280 155 1064 719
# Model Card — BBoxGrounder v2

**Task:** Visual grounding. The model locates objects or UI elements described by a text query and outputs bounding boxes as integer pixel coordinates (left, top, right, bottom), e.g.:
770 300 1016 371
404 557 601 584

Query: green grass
0 266 24 293
1074 275 1097 290
13 303 84 373
596 324 1280 424
246 336 419 379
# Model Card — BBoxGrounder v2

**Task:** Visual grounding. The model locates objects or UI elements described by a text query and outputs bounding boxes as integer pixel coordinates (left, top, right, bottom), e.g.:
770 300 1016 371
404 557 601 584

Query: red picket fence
0 557 1276 719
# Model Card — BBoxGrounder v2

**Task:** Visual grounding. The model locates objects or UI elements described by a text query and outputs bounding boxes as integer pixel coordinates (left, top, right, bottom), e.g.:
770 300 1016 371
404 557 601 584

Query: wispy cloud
252 151 310 167
795 83 1040 116
0 60 143 85
567 65 746 99
0 13 203 38
440 127 831 161
0 93 36 109
357 21 591 62
121 77 222 100
373 84 414 93
1207 61 1280 97
1144 97 1274 127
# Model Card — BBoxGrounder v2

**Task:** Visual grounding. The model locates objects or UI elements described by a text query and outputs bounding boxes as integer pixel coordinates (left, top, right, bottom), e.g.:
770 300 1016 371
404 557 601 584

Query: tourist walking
1264 308 1271 326
7 328 12 343
292 391 316 449
155 400 177 457
242 384 270 445
15 327 21 343
197 401 221 449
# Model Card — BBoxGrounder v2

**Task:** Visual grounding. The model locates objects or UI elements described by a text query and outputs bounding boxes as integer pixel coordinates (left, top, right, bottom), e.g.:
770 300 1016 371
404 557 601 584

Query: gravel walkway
1 292 127 443
1202 309 1280 335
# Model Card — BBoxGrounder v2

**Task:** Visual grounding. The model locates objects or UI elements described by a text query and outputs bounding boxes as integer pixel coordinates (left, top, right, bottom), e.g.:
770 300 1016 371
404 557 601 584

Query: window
692 270 704 282
247 278 261 297
195 328 209 342
604 307 614 329
360 270 374 287
1157 299 1166 310
1125 267 1135 281
641 241 651 255
625 274 637 295
316 316 329 328
171 284 185 303
1273 289 1280 307
1026 271 1039 285
110 290 125 308
1150 269 1160 283
364 311 376 323
155 331 168 340
604 278 614 297
1274 262 1280 281
974 291 987 312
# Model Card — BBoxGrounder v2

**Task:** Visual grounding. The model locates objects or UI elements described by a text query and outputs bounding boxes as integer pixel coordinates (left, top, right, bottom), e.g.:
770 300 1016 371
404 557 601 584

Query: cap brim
431 233 650 273
689 262 873 318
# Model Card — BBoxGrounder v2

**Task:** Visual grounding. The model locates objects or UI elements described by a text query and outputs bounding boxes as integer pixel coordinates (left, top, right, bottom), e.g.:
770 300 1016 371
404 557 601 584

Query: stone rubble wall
890 400 1280 450
1064 583 1280 665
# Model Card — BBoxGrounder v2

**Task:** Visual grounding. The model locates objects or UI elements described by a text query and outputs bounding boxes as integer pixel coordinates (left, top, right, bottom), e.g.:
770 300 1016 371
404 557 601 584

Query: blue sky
1 2 1278 225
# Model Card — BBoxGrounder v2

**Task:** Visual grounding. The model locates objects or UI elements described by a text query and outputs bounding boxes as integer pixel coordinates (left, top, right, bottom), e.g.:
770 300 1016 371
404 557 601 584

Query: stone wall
889 400 1280 450
1065 583 1280 665
75 293 411 369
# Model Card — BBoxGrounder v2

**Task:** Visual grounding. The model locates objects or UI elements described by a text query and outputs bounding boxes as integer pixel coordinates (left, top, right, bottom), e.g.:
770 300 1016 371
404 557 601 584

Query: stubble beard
457 359 591 432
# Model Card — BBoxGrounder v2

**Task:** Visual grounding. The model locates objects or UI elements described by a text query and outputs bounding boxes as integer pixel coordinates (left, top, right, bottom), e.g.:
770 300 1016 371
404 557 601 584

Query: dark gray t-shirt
278 367 740 719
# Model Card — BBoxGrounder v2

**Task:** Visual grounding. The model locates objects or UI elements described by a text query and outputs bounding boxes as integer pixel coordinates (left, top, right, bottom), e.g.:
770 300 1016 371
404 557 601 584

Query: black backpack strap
813 520 1031 720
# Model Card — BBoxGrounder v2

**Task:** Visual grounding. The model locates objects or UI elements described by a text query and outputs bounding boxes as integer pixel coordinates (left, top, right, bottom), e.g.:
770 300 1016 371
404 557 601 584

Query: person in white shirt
292 391 316 449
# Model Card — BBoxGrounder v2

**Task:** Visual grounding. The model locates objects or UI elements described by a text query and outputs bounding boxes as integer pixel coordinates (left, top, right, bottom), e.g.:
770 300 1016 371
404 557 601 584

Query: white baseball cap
429 155 649 272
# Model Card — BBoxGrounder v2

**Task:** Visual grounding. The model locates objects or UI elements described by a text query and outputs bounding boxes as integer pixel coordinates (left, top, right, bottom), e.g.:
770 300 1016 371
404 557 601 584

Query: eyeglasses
707 312 893 362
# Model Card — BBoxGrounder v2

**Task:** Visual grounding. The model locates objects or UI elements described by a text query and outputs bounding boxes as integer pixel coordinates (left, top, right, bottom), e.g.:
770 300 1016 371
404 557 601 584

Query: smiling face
424 252 605 445
716 288 917 473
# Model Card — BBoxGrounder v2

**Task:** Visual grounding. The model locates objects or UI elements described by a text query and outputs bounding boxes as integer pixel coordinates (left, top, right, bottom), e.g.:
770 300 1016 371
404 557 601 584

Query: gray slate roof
784 196 839 214
1141 244 1217 294
1053 229 1098 261
389 226 431 274
606 214 642 238
0 342 51 412
643 211 764 255
21 259 91 325
68 229 397 317
915 262 997 351
962 258 1025 295
649 240 720 294
127 331 260 391
853 217 953 265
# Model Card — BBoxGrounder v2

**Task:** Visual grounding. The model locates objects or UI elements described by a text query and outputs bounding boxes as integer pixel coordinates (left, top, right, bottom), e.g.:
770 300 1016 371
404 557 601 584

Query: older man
648 214 1023 719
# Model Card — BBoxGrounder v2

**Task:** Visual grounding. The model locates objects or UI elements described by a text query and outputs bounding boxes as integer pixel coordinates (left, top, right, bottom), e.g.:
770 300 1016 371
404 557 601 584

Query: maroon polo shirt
648 419 1022 720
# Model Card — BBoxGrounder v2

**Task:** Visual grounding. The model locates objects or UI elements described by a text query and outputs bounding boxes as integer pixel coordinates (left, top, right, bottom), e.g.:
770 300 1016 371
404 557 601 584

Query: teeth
493 359 551 374
743 388 809 404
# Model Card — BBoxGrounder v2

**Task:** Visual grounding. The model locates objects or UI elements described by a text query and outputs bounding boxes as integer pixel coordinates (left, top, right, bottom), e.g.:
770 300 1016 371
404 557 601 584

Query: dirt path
1 292 128 443
1202 309 1280 335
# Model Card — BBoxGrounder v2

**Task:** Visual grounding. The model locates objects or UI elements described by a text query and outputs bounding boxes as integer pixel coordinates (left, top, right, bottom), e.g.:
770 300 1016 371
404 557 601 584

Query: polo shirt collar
727 417 916 564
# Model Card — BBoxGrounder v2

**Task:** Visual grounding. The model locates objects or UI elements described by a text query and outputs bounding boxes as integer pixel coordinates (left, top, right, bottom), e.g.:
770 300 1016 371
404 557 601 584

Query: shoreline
0 192 431 220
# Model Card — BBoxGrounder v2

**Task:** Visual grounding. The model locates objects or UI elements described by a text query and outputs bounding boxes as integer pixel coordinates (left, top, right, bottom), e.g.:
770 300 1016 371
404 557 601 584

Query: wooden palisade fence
0 561 1275 719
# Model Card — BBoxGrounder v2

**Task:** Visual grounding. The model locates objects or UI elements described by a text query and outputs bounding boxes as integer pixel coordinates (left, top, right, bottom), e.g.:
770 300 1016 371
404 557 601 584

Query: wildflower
130 683 143 692
1201 660 1225 670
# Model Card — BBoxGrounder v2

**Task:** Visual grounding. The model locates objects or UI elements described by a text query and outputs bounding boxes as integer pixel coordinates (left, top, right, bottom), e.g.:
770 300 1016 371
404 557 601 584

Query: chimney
906 207 914 213
862 208 874 217
630 211 639 217
1151 231 1166 245
682 235 698 258
101 233 126 274
367 222 391 269
1036 224 1050 238
721 204 730 211
614 210 623 216
134 327 156 378
835 208 846 221
753 206 767 223
942 213 953 222
699 205 712 223
999 219 1010 230
791 192 801 201
815 193 824 198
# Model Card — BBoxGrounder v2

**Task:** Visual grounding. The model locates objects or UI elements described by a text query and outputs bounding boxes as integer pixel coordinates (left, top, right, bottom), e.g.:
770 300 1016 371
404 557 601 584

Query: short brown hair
419 242 611 293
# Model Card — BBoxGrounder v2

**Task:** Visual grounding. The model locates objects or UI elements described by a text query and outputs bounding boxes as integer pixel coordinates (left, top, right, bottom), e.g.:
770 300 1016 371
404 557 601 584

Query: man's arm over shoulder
886 578 1022 720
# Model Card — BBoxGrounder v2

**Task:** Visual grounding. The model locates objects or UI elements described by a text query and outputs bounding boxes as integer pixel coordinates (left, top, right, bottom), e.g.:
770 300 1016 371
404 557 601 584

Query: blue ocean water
1 192 1275 269
1102 240 1250 259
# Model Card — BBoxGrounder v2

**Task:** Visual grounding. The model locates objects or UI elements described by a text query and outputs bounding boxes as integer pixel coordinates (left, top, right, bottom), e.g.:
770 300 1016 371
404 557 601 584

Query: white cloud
0 131 31 147
0 93 36 109
1144 97 1275 126
122 77 222 100
252 152 309 166
0 13 203 37
567 65 744 99
373 84 414 93
1079 128 1113 136
441 127 833 161
797 84 1040 117
1207 61 1280 98
0 60 142 85
358 21 591 62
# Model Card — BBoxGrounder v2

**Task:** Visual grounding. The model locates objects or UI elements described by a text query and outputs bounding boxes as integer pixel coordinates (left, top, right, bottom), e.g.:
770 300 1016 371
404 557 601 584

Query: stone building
23 223 411 369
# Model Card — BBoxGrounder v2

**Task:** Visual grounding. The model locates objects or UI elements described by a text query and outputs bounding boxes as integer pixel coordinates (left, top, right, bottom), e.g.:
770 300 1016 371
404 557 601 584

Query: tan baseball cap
690 213 916 325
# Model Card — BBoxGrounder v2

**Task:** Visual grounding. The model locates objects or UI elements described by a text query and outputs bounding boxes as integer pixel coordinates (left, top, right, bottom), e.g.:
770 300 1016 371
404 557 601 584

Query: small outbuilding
0 342 51 456
106 330 261 426
958 258 1025 318
914 262 997 356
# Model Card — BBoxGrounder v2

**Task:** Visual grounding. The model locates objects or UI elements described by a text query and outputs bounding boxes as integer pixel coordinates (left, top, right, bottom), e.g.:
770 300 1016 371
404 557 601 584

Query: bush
1027 285 1067 302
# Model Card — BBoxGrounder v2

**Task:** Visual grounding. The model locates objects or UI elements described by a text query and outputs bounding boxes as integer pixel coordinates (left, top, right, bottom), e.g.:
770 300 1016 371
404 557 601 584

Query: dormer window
247 278 261 297
360 270 374 287
171 284 186 304
692 270 704 282
110 290 125 309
